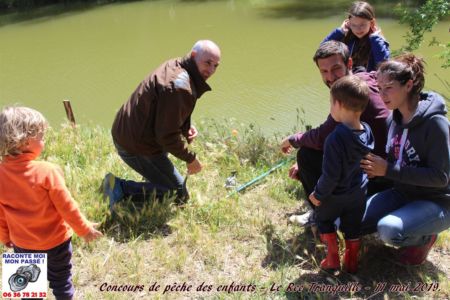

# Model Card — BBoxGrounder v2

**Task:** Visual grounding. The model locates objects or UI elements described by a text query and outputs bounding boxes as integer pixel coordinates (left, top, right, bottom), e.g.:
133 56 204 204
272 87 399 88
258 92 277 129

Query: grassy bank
1 120 449 299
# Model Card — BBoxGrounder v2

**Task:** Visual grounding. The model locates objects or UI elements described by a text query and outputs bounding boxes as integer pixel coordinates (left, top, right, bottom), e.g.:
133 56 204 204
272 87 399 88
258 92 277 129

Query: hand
280 137 293 154
288 163 299 180
82 223 103 243
309 192 321 207
187 125 198 144
360 153 388 178
341 19 350 34
187 158 202 175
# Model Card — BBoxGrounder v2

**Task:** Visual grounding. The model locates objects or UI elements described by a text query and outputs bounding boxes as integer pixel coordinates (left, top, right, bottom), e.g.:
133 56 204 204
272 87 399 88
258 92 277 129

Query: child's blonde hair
0 106 48 157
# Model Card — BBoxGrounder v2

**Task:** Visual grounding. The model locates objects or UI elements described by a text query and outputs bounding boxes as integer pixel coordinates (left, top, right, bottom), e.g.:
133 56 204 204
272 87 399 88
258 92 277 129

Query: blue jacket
315 122 374 201
385 92 450 208
322 28 390 72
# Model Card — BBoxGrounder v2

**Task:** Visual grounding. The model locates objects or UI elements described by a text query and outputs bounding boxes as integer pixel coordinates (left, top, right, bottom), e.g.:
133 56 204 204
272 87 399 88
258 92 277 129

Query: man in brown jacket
103 40 221 208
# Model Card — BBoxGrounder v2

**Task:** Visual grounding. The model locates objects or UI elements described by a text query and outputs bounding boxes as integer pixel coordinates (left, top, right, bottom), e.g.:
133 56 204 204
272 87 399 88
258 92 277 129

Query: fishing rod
227 156 295 197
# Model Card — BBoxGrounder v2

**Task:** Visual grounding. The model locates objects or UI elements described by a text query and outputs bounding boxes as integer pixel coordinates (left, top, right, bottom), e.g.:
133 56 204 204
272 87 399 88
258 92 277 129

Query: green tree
396 0 449 68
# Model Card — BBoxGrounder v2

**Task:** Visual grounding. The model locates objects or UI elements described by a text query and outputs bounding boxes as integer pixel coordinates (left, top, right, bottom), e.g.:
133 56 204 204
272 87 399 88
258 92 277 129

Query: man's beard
325 68 350 88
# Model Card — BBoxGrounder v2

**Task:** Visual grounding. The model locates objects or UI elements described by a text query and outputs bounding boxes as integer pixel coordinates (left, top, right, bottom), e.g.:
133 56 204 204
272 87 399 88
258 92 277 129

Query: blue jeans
361 188 450 247
115 142 187 200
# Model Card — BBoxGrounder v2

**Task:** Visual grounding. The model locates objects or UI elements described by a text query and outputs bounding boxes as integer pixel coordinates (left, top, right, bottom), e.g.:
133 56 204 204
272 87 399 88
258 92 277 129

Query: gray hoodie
385 92 450 208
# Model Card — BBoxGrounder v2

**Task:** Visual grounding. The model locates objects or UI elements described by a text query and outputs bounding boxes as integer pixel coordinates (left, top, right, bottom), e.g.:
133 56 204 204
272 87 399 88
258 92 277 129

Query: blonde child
322 1 390 72
0 106 102 300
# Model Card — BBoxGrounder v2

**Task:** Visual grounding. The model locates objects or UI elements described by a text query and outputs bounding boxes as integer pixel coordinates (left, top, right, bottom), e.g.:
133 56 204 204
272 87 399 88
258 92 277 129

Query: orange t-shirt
0 153 91 250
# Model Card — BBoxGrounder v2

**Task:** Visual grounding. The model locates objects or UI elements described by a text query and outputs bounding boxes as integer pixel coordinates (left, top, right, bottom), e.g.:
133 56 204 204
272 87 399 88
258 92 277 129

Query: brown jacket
112 56 211 163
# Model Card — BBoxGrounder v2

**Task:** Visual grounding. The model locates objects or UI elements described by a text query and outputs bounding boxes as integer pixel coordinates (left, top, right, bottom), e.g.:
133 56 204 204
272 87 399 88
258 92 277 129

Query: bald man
104 40 221 208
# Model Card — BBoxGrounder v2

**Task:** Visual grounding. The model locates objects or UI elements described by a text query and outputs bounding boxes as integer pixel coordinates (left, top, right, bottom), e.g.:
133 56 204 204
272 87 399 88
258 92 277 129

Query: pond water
0 0 448 134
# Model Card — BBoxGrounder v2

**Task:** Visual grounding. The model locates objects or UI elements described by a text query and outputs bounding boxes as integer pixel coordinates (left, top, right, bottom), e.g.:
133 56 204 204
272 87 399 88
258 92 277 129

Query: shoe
288 210 316 227
396 234 437 266
320 232 340 270
344 239 360 273
102 173 124 209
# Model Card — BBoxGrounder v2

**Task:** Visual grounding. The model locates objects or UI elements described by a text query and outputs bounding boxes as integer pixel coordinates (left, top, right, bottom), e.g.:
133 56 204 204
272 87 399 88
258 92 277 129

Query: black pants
315 191 366 239
14 239 74 300
296 147 393 201
297 147 323 206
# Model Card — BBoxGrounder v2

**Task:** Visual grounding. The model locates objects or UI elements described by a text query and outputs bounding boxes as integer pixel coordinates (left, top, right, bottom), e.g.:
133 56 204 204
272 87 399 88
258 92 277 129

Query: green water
0 0 448 134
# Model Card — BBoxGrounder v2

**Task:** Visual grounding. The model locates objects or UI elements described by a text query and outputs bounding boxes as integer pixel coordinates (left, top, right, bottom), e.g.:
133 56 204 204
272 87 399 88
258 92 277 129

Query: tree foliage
396 0 449 68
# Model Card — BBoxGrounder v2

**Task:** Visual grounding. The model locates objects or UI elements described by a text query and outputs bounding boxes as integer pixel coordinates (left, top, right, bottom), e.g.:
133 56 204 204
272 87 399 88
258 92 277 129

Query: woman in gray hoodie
360 53 450 265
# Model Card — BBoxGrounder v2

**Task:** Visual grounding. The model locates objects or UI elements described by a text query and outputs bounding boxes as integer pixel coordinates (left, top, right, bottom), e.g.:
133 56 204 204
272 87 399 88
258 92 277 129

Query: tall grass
0 119 448 299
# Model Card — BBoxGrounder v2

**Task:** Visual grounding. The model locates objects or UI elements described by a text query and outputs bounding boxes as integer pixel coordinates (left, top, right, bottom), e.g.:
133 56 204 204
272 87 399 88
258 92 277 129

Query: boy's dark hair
330 75 369 112
313 41 350 65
